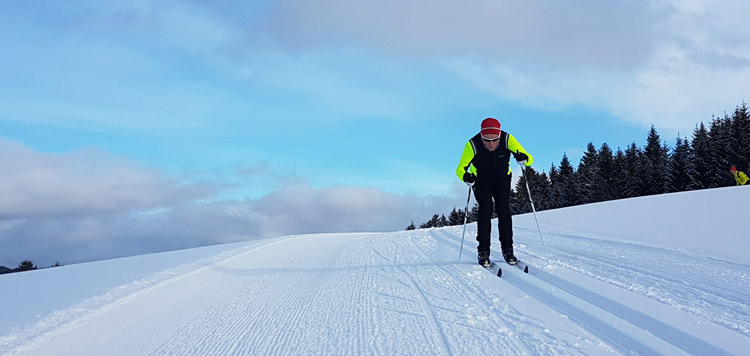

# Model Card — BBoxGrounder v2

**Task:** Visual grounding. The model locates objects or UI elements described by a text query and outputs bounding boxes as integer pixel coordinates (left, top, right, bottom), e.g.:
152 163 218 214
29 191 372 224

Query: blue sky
2 0 749 266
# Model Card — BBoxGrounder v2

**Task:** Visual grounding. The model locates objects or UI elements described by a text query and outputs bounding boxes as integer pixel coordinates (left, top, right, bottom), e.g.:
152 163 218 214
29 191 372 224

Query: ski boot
477 250 490 267
502 249 517 265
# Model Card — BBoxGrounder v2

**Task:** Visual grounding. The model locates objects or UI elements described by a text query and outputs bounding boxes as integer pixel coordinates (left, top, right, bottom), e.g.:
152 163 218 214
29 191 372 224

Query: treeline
0 260 61 275
405 203 479 230
409 102 749 229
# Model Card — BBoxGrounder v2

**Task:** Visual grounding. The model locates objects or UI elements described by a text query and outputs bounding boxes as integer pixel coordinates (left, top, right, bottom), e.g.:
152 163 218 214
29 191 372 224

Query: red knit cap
481 118 501 138
730 166 737 172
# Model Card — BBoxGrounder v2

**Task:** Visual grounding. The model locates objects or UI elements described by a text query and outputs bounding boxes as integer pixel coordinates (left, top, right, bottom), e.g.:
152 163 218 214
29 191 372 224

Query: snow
1 186 749 355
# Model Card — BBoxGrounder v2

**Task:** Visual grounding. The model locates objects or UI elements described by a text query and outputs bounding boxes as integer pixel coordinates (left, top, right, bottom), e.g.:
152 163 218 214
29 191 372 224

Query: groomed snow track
2 225 748 356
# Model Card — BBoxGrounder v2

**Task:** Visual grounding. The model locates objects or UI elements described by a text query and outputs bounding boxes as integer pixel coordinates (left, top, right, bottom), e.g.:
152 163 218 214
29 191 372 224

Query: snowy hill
1 186 749 355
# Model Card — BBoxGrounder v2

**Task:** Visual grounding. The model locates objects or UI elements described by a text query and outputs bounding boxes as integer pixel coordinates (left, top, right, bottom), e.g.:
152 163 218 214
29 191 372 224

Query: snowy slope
1 187 749 355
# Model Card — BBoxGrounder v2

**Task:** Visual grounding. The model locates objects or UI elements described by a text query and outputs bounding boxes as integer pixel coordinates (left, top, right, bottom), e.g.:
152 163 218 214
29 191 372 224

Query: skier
730 166 748 186
456 118 533 266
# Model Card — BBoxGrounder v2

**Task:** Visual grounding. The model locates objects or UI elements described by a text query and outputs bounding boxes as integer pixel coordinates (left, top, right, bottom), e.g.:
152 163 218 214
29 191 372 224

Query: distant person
456 118 533 267
730 166 748 186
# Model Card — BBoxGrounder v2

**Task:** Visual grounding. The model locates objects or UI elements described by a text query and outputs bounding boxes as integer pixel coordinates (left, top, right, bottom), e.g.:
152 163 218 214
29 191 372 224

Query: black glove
463 172 476 184
513 151 528 163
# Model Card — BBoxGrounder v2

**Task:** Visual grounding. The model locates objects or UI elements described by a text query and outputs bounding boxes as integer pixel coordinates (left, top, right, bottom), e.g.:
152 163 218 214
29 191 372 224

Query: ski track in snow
2 223 749 355
521 229 750 338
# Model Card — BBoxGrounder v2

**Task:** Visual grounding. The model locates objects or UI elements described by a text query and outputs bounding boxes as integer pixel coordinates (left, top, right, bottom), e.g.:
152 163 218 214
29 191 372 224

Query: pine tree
512 175 531 214
621 142 645 197
405 221 416 230
643 125 669 195
611 147 627 199
15 260 37 272
448 207 465 226
513 167 552 212
668 135 695 192
576 142 601 204
708 117 733 187
557 153 578 207
597 143 619 200
419 214 448 228
510 187 528 214
691 122 712 189
533 170 553 211
418 214 438 228
547 164 562 209
730 103 750 172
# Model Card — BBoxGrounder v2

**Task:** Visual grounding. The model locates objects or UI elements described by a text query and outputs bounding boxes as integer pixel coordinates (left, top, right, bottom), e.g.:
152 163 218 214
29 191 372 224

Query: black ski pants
473 178 513 254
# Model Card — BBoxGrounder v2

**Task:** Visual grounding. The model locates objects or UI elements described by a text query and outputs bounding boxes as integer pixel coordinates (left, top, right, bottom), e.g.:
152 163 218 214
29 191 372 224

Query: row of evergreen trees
0 260 61 275
409 103 749 229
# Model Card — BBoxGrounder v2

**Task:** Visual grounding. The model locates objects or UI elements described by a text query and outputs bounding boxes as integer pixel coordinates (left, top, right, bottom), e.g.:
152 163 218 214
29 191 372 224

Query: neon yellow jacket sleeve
508 134 533 167
456 141 476 181
737 171 749 185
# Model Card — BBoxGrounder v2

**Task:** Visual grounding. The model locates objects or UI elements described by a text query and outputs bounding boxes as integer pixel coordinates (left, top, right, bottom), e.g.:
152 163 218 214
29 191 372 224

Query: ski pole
518 162 548 254
458 184 472 261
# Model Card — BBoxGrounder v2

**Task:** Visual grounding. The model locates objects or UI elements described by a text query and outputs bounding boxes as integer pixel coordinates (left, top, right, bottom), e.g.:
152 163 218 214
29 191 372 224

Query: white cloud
260 0 656 70
0 138 214 218
0 184 454 267
242 183 450 235
257 0 750 131
0 139 456 266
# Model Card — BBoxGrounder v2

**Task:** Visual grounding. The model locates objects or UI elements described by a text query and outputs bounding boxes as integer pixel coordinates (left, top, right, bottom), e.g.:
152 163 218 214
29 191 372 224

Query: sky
1 0 749 267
